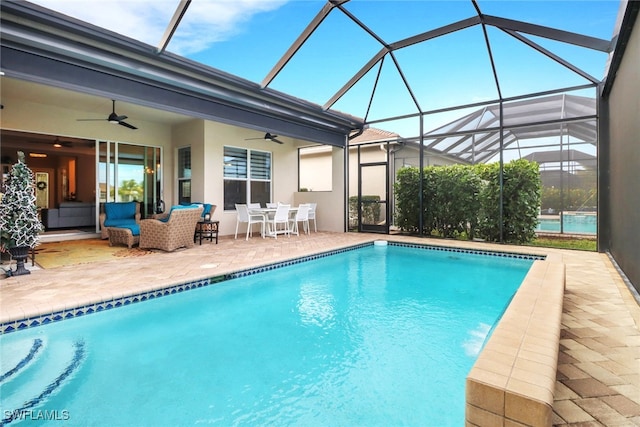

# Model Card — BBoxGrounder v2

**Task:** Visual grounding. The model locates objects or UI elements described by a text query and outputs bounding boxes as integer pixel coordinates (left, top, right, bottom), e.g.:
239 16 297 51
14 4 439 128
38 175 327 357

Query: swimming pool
1 243 537 426
537 213 597 234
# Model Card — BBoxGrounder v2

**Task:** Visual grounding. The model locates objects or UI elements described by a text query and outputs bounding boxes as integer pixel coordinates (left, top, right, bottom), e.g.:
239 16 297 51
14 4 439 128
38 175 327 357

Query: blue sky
31 0 621 137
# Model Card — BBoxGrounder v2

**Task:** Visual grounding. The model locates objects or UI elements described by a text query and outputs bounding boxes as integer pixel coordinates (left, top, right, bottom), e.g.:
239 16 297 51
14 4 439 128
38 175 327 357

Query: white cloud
170 0 288 54
462 322 492 357
29 1 172 45
29 0 288 53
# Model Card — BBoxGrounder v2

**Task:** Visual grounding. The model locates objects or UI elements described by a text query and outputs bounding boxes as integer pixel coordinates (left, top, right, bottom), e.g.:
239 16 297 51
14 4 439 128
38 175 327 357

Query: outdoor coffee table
107 225 140 249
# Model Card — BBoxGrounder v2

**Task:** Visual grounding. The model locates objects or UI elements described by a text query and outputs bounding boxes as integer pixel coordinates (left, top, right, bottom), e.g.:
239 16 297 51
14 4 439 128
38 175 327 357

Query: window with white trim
177 146 191 205
224 146 271 210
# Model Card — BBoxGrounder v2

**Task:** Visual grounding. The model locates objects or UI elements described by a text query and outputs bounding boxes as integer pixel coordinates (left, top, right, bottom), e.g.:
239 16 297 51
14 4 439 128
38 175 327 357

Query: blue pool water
537 214 597 234
1 244 534 426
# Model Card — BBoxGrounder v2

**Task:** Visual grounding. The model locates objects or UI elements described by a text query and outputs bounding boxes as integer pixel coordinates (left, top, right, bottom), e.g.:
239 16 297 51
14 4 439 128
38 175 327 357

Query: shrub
394 167 424 233
394 160 541 244
349 195 381 227
541 186 597 212
476 160 541 243
430 165 481 239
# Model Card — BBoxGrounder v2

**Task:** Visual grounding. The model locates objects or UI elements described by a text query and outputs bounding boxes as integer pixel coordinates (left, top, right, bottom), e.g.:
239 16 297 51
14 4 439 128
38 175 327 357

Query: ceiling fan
49 136 93 148
77 99 138 130
245 132 284 144
52 136 71 148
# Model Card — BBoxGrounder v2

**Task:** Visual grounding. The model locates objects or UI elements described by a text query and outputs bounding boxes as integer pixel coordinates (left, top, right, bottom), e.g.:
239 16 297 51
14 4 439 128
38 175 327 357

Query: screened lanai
416 94 596 165
21 0 616 132
338 93 599 235
0 0 628 242
406 94 598 236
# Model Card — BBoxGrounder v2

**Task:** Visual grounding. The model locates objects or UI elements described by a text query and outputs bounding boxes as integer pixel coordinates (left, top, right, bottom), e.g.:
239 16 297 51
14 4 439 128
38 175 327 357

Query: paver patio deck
1 232 638 426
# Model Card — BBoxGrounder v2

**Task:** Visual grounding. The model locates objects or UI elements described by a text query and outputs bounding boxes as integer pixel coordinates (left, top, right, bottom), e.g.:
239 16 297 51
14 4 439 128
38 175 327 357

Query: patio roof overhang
0 1 365 148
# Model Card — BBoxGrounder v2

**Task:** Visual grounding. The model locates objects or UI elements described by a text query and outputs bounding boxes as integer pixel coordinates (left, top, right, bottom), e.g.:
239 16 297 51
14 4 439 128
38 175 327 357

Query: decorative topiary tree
0 151 44 276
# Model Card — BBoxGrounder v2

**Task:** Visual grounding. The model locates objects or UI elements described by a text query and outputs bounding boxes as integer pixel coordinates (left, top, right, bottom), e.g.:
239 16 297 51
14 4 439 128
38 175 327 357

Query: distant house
300 127 464 193
300 127 464 230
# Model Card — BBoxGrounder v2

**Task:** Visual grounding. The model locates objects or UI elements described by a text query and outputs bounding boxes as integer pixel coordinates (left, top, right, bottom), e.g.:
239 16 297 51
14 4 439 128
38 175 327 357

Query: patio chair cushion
104 218 137 227
117 224 140 236
100 202 141 239
181 202 213 219
104 202 137 221
159 204 200 222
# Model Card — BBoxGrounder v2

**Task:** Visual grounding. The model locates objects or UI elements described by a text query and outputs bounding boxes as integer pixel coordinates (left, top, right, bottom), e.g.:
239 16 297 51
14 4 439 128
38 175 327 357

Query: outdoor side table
107 225 140 249
194 220 219 245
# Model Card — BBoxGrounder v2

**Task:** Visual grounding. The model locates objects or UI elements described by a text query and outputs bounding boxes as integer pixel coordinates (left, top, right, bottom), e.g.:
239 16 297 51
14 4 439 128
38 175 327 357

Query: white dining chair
289 204 310 236
264 202 278 220
308 202 317 232
248 202 262 209
266 203 291 239
234 203 265 240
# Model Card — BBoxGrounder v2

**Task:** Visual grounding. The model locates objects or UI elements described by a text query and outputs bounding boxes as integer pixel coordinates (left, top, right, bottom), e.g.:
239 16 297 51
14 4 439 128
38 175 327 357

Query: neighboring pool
1 243 537 426
537 213 597 234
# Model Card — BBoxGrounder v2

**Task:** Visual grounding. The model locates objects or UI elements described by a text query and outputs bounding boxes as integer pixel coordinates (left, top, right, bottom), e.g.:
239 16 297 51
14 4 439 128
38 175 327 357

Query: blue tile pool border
0 241 545 334
387 241 546 261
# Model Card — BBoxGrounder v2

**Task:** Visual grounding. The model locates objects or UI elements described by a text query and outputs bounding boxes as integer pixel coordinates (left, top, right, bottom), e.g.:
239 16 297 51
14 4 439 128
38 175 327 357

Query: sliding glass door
98 141 162 218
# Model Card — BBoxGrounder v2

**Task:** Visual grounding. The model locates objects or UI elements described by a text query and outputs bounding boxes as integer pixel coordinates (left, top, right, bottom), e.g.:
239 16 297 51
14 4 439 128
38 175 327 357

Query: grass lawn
390 230 598 252
526 235 597 251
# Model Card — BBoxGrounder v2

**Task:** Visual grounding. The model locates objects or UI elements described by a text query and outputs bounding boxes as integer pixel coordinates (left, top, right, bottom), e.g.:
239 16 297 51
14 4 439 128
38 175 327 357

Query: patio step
0 337 85 425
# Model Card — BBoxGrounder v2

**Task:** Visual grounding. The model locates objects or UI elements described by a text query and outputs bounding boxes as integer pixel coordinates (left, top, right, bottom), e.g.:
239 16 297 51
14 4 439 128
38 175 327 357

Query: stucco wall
347 144 388 197
295 146 346 232
607 14 640 292
299 146 333 192
172 119 205 208
193 121 342 237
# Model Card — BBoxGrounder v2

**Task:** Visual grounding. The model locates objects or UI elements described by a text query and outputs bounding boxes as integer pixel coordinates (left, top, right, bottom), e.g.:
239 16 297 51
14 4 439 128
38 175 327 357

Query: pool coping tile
466 260 565 426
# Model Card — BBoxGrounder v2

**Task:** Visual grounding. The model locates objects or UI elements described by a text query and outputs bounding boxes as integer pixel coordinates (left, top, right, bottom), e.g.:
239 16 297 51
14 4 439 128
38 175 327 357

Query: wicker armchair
139 206 203 252
100 202 141 239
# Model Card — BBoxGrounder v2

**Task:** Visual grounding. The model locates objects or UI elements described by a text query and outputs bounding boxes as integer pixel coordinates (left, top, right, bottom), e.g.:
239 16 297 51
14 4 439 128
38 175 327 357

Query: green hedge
476 160 541 243
541 186 597 212
349 195 381 225
394 160 541 244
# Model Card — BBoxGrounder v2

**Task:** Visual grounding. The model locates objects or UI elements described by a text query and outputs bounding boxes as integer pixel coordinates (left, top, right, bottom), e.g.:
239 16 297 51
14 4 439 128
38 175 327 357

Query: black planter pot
8 246 31 276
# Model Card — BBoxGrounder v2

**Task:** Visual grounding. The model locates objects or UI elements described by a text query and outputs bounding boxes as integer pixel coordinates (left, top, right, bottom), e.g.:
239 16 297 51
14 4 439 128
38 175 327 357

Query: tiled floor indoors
1 232 639 426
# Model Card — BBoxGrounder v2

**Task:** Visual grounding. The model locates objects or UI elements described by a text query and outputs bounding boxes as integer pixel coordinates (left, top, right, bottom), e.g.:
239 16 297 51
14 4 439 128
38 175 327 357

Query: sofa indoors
41 202 96 230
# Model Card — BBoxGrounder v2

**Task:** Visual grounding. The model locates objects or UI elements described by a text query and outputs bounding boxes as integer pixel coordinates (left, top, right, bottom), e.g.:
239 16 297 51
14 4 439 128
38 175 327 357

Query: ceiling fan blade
108 112 128 122
246 132 282 143
265 132 284 143
118 121 138 130
77 100 137 129
265 133 284 144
